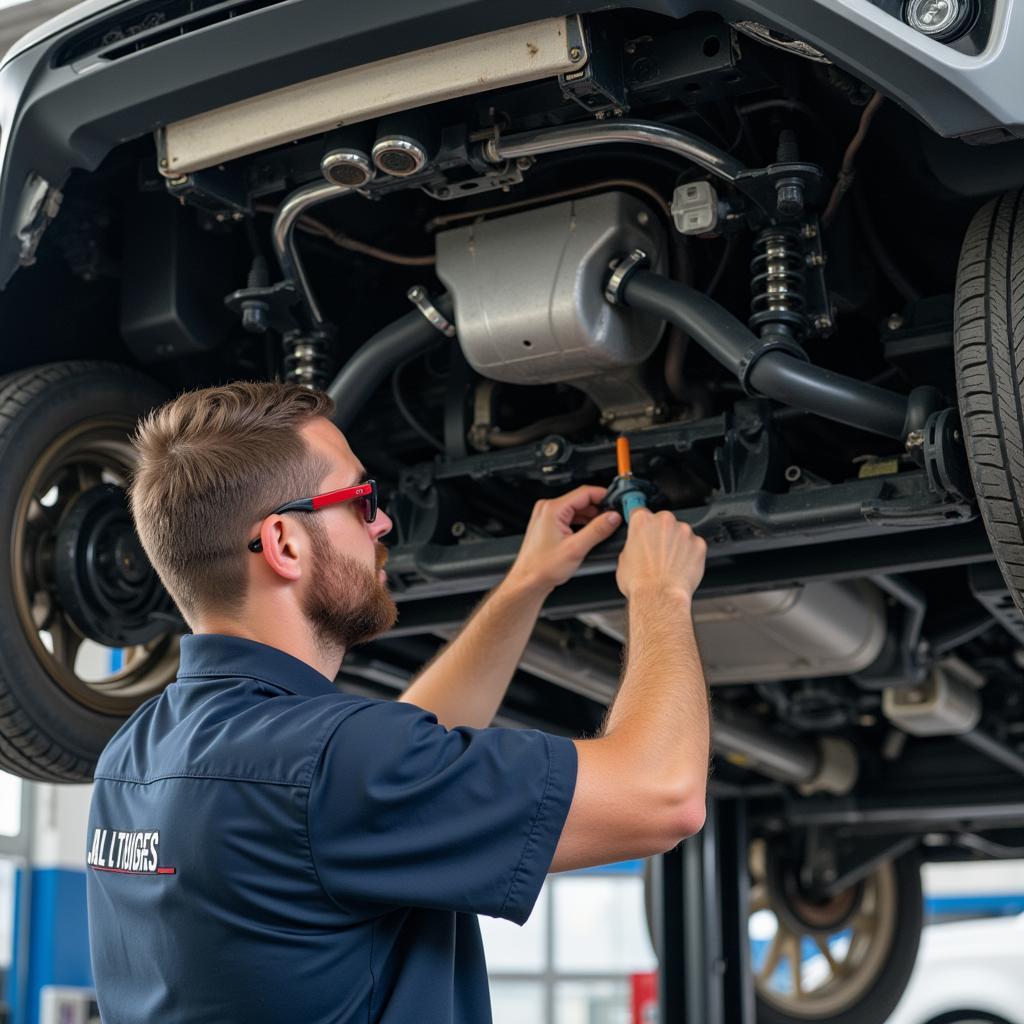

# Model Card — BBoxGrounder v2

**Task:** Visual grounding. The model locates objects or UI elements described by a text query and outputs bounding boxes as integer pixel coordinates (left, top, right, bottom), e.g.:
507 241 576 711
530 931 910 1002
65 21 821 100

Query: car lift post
655 799 755 1023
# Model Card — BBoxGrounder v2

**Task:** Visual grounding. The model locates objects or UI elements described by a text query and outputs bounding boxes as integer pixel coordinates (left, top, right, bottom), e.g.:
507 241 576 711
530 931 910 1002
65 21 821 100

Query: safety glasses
247 479 378 552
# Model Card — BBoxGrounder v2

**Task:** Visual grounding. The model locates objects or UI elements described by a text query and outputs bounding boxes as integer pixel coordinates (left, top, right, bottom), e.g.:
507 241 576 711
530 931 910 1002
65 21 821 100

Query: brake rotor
767 846 864 936
53 483 173 647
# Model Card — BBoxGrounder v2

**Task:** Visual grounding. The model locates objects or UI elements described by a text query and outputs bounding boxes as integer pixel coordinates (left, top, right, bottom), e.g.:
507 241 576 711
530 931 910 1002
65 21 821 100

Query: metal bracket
408 286 457 337
559 14 626 117
224 279 303 336
798 219 834 336
853 574 929 690
807 833 919 900
419 162 524 201
713 401 783 496
165 164 251 219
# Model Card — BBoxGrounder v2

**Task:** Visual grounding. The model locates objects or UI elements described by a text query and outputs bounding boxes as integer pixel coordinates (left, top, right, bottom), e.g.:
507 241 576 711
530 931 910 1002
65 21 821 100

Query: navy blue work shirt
86 633 578 1023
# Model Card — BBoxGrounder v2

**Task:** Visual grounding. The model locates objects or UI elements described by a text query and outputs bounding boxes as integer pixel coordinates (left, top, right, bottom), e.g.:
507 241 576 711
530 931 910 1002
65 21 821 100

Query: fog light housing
903 0 975 42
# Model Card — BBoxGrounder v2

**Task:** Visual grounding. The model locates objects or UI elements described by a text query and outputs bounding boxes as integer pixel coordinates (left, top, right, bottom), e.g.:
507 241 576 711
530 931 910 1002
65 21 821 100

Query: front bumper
1 0 1024 289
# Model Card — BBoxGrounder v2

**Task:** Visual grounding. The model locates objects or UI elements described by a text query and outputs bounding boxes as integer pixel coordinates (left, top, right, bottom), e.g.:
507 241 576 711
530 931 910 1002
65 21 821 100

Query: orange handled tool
616 436 632 477
605 436 651 523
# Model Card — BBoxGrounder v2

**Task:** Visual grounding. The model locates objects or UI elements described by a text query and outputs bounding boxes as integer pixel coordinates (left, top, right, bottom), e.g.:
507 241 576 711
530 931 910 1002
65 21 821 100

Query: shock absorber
749 226 808 342
282 330 334 392
750 129 811 344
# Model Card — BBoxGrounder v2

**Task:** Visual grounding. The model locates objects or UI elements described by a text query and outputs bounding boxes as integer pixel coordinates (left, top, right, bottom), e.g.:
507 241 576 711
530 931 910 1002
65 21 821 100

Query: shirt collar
177 633 339 698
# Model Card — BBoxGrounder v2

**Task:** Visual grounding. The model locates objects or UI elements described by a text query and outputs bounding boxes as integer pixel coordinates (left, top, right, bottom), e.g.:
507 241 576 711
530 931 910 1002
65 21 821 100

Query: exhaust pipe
608 262 928 441
492 626 860 795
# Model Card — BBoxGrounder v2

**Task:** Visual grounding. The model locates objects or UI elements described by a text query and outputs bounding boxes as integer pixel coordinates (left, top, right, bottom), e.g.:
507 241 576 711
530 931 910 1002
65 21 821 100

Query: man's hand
507 486 622 594
399 486 619 729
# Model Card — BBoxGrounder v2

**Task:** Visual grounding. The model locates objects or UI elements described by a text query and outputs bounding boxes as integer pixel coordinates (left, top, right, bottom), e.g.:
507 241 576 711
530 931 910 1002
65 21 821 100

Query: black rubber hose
621 271 910 439
751 353 908 441
328 294 454 431
623 271 750 377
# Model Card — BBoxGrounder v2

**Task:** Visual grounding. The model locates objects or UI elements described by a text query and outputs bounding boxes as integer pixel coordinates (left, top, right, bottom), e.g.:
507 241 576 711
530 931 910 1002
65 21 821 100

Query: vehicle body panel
0 0 1023 290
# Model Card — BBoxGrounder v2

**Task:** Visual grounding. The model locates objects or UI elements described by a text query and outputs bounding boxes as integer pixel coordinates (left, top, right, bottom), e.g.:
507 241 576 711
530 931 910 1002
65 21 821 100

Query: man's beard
302 524 397 656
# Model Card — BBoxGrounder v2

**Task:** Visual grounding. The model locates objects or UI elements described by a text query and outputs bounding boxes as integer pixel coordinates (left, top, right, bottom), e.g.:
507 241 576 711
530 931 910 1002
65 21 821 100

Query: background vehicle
1 2 1024 1021
885 911 1024 1024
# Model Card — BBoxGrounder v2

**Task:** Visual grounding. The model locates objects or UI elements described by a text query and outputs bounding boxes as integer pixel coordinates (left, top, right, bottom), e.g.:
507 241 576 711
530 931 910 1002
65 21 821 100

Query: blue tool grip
621 490 647 523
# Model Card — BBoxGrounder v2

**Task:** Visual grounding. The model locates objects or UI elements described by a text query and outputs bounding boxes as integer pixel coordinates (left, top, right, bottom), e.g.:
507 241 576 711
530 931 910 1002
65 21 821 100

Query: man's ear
255 516 303 581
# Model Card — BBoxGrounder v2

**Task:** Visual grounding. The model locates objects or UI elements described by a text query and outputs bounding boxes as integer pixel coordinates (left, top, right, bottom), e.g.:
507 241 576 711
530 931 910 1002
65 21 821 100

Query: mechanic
85 380 710 1024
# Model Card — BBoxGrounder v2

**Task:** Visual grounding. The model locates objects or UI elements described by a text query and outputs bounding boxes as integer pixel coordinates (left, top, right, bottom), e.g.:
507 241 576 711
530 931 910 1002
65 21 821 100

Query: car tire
753 852 922 1024
924 1015 1014 1024
954 189 1024 617
644 846 923 1024
0 361 176 781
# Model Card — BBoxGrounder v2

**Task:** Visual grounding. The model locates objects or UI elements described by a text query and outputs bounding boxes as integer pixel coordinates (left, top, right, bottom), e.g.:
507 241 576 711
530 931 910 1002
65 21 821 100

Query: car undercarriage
2 4 1024 1020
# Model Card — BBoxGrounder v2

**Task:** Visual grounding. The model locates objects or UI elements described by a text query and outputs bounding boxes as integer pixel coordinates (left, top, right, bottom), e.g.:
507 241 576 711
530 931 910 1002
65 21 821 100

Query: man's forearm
397 574 549 730
602 587 710 790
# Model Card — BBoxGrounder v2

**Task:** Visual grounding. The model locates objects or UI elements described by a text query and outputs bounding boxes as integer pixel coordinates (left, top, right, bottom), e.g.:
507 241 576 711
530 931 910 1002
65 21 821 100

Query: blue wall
4 862 1024 1024
8 868 92 1024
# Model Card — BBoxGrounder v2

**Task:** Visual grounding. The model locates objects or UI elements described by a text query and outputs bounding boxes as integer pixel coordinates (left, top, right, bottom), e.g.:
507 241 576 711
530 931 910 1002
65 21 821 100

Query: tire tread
0 361 166 781
955 192 1024 621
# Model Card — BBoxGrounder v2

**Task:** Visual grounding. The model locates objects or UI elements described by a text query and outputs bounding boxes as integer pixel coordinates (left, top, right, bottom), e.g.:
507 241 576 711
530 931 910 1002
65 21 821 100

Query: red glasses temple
248 480 377 552
280 482 375 515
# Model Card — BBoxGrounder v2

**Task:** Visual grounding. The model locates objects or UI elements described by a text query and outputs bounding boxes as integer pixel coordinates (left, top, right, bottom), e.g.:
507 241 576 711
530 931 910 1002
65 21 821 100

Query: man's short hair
128 381 335 623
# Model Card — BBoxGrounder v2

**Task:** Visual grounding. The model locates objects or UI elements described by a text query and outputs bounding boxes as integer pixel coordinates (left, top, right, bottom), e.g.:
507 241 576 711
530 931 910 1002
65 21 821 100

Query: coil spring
749 227 808 338
283 331 333 392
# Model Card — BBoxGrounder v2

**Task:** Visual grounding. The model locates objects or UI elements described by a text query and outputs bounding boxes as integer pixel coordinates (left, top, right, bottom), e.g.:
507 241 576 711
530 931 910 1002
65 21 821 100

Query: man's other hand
507 486 621 594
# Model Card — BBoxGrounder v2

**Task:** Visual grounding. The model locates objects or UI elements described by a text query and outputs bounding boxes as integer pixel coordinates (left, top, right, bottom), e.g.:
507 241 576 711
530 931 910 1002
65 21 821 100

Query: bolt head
775 180 804 218
569 46 582 61
813 316 833 331
542 440 561 458
887 314 905 331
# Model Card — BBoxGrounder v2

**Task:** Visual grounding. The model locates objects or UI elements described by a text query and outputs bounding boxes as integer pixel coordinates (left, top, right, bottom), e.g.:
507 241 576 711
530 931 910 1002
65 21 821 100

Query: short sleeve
307 699 577 925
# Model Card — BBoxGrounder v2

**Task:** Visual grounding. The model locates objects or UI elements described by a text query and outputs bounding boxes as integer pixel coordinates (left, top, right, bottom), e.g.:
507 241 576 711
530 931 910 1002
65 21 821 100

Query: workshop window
554 978 632 1023
482 860 655 1024
553 876 656 974
490 980 545 1024
0 773 20 838
482 886 547 972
